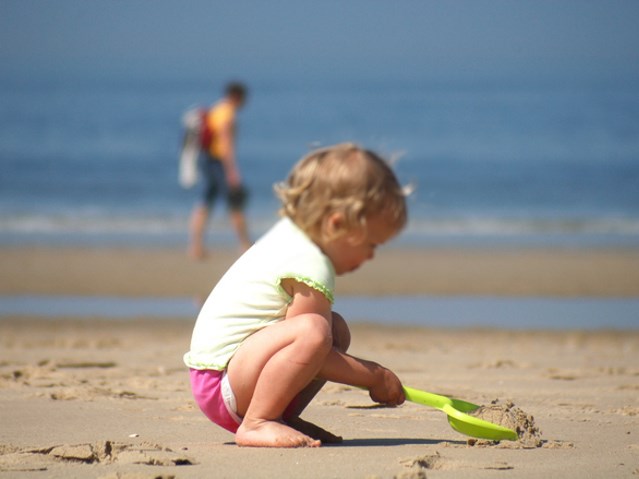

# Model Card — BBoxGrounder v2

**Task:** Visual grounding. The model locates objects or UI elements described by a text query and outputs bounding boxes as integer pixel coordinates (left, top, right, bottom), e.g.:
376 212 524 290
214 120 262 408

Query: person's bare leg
230 210 251 252
227 314 333 447
189 205 209 260
282 312 351 443
282 383 343 444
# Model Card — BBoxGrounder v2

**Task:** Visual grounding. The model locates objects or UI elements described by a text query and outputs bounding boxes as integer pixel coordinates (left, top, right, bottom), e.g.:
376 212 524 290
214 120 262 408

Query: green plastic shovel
403 386 518 441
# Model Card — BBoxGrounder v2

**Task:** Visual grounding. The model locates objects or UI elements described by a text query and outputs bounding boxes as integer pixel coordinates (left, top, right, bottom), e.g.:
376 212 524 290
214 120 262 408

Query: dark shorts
198 154 248 211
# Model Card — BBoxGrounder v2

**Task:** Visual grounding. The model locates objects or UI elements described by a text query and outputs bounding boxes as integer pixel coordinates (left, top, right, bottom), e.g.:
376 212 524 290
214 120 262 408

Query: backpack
198 109 214 151
181 107 214 152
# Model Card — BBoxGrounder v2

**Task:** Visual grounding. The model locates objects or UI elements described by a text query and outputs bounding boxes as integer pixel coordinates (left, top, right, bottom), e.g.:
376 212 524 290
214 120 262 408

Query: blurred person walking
185 82 251 260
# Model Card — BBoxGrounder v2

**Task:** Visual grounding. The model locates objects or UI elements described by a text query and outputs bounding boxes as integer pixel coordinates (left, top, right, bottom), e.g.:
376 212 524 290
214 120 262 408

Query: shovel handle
403 386 453 410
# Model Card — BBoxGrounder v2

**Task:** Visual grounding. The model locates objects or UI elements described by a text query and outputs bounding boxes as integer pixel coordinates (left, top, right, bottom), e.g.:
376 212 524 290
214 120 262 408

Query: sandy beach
2 245 639 298
1 245 638 478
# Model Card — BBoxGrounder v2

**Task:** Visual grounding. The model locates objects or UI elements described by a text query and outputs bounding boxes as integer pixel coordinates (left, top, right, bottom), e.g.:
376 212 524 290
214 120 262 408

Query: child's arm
282 279 404 406
320 346 405 406
282 278 333 323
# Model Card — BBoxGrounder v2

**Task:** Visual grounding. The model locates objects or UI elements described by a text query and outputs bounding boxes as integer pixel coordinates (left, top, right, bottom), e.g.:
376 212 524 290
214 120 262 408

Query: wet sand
2 245 639 297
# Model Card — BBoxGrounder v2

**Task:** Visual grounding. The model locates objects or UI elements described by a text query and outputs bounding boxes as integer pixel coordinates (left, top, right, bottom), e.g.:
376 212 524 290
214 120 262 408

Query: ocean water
2 295 637 330
1 77 639 247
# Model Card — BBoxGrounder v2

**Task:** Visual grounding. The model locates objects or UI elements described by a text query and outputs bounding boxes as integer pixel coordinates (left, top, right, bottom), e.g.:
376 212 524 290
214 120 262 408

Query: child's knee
331 312 351 352
297 313 333 353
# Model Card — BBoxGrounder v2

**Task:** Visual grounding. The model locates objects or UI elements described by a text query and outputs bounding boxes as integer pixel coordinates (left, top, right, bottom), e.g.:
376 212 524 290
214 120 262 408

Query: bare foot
188 245 208 261
284 416 343 444
235 419 321 448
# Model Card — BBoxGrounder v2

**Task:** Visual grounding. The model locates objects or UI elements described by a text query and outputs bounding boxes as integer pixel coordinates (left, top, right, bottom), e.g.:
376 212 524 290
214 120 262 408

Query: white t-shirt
183 217 335 371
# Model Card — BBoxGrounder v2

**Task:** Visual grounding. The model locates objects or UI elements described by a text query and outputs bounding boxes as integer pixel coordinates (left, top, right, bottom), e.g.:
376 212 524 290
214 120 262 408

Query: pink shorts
189 369 242 433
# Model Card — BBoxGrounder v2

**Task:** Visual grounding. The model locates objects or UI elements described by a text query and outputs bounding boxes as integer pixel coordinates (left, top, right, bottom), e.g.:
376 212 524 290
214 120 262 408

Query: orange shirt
205 100 236 159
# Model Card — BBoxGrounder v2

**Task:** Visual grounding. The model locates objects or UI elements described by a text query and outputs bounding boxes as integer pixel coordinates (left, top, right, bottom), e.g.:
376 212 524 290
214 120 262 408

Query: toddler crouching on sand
184 143 407 447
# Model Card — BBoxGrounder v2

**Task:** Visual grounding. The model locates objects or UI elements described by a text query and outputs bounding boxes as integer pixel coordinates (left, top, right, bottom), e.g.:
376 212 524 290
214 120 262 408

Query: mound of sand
469 399 542 448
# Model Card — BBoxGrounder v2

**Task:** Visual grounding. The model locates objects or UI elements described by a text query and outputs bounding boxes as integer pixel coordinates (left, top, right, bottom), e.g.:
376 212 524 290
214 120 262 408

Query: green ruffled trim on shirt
278 274 334 304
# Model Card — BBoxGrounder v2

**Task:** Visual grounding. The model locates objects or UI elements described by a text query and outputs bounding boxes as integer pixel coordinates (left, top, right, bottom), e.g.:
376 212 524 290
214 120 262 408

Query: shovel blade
404 386 518 441
445 407 519 441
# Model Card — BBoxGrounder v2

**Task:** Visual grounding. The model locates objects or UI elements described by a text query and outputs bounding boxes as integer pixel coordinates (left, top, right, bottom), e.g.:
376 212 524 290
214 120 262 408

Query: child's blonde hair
275 143 408 242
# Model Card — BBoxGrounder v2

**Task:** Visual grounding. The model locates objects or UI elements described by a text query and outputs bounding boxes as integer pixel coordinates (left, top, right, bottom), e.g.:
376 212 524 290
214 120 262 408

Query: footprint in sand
397 452 513 477
0 441 195 472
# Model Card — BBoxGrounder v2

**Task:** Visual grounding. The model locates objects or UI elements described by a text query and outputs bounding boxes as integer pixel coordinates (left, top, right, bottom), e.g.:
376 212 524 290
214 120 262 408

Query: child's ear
325 211 346 238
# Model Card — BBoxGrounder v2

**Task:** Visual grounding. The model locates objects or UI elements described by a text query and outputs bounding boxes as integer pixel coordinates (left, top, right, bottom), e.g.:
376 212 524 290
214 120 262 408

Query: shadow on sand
337 437 464 447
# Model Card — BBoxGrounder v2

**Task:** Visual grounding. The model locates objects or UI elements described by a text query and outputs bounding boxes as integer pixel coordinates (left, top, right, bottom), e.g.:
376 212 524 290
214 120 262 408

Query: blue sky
1 0 639 84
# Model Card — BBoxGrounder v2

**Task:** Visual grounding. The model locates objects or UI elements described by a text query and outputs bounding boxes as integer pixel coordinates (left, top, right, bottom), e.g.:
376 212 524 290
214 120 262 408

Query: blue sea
1 76 638 328
2 295 638 331
1 76 638 248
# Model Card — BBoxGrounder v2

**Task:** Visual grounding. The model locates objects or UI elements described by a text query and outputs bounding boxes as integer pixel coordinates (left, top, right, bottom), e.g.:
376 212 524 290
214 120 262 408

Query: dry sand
1 319 637 478
1 245 639 478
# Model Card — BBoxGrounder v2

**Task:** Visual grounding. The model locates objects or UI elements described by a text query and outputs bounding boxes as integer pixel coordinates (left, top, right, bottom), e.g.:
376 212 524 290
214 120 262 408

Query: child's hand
369 367 405 406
